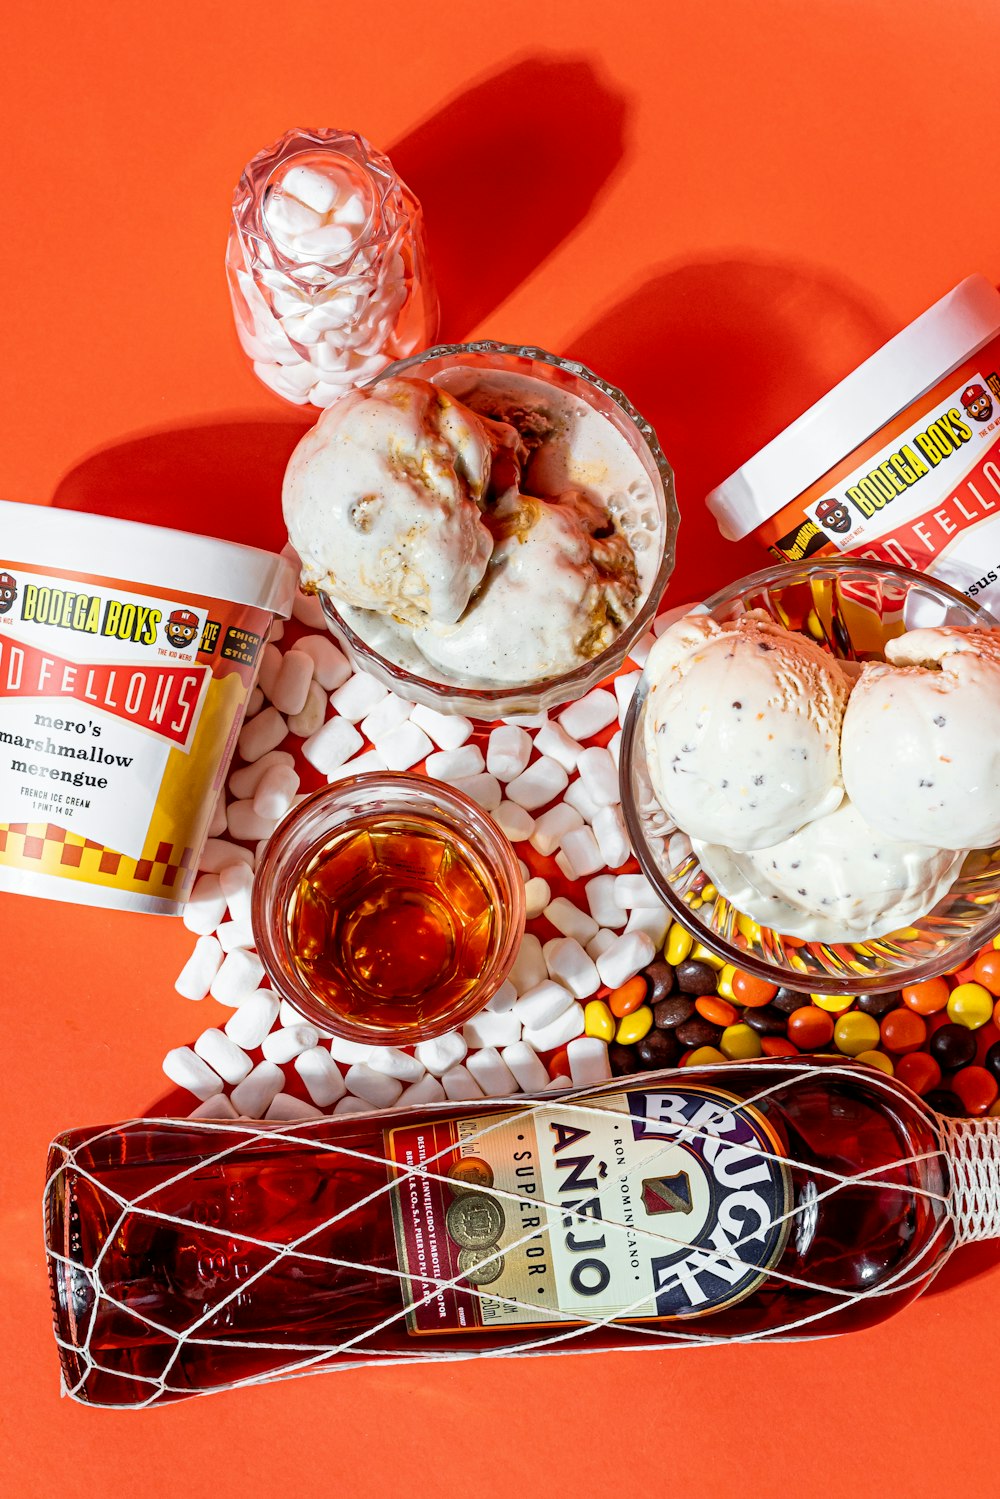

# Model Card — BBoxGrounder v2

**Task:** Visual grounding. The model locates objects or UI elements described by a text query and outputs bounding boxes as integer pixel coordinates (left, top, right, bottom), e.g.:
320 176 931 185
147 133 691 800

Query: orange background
2 2 999 1494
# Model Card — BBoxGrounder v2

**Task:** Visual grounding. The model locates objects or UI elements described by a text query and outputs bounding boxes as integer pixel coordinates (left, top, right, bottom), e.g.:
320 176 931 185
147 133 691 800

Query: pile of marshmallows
165 589 683 1123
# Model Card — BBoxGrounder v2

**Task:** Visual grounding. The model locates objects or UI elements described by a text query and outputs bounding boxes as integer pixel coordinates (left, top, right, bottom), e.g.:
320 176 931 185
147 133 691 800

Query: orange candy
901 977 950 1016
547 1046 570 1081
608 975 648 1018
731 970 778 1008
972 948 1000 996
787 1006 834 1050
951 1066 999 1116
761 1036 799 1058
879 1008 927 1054
895 1052 941 1096
695 996 738 1028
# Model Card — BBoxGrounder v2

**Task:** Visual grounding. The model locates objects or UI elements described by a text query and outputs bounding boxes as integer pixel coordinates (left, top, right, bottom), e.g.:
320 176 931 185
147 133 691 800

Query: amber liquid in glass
287 815 495 1031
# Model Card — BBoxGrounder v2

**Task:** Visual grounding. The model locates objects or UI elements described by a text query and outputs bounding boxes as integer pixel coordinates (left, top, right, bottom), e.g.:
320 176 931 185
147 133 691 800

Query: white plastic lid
0 501 298 616
707 275 1000 541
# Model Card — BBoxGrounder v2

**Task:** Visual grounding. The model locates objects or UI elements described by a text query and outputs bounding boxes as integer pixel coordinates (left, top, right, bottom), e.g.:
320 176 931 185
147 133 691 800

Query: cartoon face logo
815 497 852 535
962 384 994 423
0 571 17 615
164 608 200 650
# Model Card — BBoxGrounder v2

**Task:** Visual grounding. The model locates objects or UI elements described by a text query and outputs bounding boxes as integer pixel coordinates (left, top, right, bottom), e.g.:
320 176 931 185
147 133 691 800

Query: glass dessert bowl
620 558 1000 995
310 340 679 718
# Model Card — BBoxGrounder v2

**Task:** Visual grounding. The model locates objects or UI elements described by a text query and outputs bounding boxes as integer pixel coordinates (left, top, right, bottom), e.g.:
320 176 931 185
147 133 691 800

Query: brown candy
770 987 809 1015
675 1017 723 1049
609 1042 643 1076
675 960 718 996
654 996 695 1030
642 959 675 1004
856 990 904 1018
636 1029 679 1070
742 1004 788 1037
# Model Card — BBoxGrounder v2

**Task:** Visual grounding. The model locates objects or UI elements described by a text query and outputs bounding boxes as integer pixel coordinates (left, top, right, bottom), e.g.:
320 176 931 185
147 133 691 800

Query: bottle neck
940 1115 1000 1243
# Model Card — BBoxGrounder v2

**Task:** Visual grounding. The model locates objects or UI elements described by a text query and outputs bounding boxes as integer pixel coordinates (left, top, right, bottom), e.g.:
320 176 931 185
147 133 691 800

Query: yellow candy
736 913 762 944
990 1099 1000 1118
716 963 737 1001
789 952 808 973
584 999 615 1043
615 1007 653 1046
691 942 725 970
805 608 824 641
947 982 994 1030
719 1023 761 1060
833 1011 880 1056
665 924 694 965
886 926 921 943
701 884 718 902
811 992 855 1015
685 1045 727 1066
855 1048 893 1076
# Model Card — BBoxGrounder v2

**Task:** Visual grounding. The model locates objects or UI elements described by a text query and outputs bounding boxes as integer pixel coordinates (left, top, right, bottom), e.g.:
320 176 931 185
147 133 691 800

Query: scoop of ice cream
694 799 965 943
841 625 1000 849
643 612 851 851
411 490 639 684
283 377 517 626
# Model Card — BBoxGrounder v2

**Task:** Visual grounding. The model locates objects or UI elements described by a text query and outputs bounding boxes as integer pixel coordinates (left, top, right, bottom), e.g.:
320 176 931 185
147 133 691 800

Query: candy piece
219 861 255 927
584 875 627 929
811 993 855 1015
715 964 737 1001
609 975 649 1018
163 1046 224 1101
506 757 569 811
486 980 517 1014
715 1022 760 1060
675 960 718 996
644 960 675 1004
189 1094 239 1121
224 990 280 1049
282 163 340 212
302 716 364 773
523 877 551 919
425 744 485 780
175 935 225 1001
265 1093 324 1121
731 970 778 1008
333 1096 375 1116
256 642 283 699
614 874 661 909
558 825 604 879
367 1047 425 1082
441 1064 484 1101
208 790 228 837
592 805 631 868
398 1073 447 1106
787 1006 834 1050
294 1045 347 1106
230 750 295 800
287 679 327 740
210 949 265 1005
296 633 352 690
359 694 412 745
544 937 601 999
855 1049 894 1076
523 1002 585 1053
414 1031 468 1076
586 928 618 961
238 706 288 762
201 838 257 873
501 1041 549 1091
270 649 315 716
327 749 387 781
742 1004 787 1037
558 688 617 740
230 1061 285 1118
615 1007 653 1045
951 1066 999 1116
409 703 473 750
584 999 616 1041
654 995 694 1028
597 932 657 990
947 982 994 1029
182 873 228 936
328 1036 375 1065
564 778 602 824
695 995 737 1027
677 1017 724 1051
637 1029 678 1068
534 722 584 772
372 721 432 772
217 919 254 954
487 726 532 781
685 1046 727 1066
467 1046 518 1097
452 773 502 811
514 980 576 1030
262 1024 321 1063
929 1022 979 1070
345 1063 404 1107
543 897 599 945
227 798 278 843
509 934 547 994
972 949 1000 996
879 1008 927 1054
901 977 951 1015
194 1028 254 1085
607 730 623 768
986 1042 1000 1085
567 1036 612 1086
254 762 300 821
576 746 620 807
614 670 642 722
329 671 388 722
494 801 535 842
530 803 583 857
665 924 695 966
624 906 670 946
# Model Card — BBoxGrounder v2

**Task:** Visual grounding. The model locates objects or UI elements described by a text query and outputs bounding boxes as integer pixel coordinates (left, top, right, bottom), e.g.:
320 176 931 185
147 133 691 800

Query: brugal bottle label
386 1085 792 1333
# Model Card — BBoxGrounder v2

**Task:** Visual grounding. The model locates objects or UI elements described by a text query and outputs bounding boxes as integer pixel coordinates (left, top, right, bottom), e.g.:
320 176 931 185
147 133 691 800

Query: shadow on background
392 53 629 338
567 257 896 600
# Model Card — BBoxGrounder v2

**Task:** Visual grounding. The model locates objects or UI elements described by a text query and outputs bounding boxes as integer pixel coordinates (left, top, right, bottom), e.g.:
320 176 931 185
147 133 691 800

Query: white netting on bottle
45 1060 976 1410
938 1114 1000 1242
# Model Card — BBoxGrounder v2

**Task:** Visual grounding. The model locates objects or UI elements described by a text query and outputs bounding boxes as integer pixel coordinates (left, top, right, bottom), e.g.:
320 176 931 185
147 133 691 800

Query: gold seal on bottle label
445 1192 505 1249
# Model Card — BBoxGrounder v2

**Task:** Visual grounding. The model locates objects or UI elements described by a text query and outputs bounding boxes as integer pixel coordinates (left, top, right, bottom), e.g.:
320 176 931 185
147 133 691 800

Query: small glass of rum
252 773 526 1045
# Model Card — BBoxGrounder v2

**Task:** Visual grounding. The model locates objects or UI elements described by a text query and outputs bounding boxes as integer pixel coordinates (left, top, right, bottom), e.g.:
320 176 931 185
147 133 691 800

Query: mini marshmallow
546 1075 572 1091
254 762 300 821
494 802 535 842
367 1047 425 1082
182 874 227 936
486 725 532 781
398 1073 447 1107
523 877 551 919
452 773 501 811
586 928 619 961
328 1036 374 1066
425 744 485 780
614 874 662 908
625 906 671 946
669 831 693 867
302 716 364 773
508 934 547 994
175 935 224 1001
414 1032 467 1076
441 1064 483 1102
238 706 288 763
163 1046 224 1101
506 757 568 811
231 1061 286 1118
210 948 265 1005
534 722 584 772
596 931 657 989
576 746 620 807
269 618 285 643
558 688 617 740
216 920 255 955
220 861 255 927
529 803 583 857
543 938 601 1000
288 679 328 738
486 980 517 1014
291 590 328 628
564 779 602 824
327 749 387 781
208 791 228 838
189 1094 239 1121
377 721 432 771
265 1093 324 1121
229 750 295 800
294 1046 347 1107
523 1002 585 1053
330 671 388 722
270 649 315 716
282 163 340 213
246 686 265 717
608 730 622 768
409 703 474 750
554 850 576 881
513 980 576 1030
227 798 278 843
558 825 605 879
593 805 631 869
501 1041 548 1092
543 897 599 944
567 1036 612 1087
256 643 283 700
614 671 642 721
333 1096 375 1116
225 990 280 1050
360 693 413 743
194 1028 253 1085
585 875 628 929
463 1008 522 1049
296 633 352 690
466 1047 518 1097
262 1024 321 1063
345 1063 403 1108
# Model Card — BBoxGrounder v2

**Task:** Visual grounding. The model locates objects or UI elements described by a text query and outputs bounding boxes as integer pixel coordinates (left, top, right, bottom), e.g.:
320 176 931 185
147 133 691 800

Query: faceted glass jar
620 558 1000 995
252 773 525 1044
319 340 679 719
226 127 438 408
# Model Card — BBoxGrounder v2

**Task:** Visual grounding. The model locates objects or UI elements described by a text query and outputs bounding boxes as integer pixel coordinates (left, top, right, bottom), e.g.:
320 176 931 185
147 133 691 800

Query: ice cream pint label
0 558 269 911
387 1085 792 1334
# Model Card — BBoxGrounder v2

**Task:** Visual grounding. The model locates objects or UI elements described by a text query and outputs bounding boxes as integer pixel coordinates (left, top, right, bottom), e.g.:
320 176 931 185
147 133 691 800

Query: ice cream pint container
707 276 1000 614
0 501 296 914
